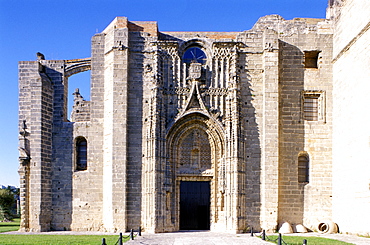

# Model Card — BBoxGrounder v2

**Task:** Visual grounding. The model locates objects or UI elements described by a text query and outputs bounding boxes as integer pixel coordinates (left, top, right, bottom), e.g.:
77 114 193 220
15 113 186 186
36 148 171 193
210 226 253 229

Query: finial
36 52 45 60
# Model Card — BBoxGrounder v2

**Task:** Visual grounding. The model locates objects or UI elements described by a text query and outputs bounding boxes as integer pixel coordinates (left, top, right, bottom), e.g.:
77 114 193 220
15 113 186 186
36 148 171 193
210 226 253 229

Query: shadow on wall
277 41 305 226
44 65 74 231
239 51 262 231
126 30 144 230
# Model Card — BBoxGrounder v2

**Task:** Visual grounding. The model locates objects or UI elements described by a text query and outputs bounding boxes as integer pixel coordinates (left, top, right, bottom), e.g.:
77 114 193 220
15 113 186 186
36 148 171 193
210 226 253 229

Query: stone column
102 25 129 232
18 60 54 231
260 28 279 231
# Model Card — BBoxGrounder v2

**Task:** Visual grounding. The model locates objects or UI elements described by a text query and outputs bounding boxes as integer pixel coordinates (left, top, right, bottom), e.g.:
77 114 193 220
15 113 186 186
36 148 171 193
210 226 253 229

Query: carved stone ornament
18 147 29 159
18 147 30 165
265 42 274 52
189 63 202 79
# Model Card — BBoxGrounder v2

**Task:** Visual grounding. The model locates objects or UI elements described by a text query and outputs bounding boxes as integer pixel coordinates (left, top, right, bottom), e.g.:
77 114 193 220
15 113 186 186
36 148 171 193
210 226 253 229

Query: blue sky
0 0 328 187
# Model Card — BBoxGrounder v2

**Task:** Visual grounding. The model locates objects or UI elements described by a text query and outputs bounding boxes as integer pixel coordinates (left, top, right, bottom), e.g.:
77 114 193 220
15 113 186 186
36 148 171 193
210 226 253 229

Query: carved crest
189 63 202 79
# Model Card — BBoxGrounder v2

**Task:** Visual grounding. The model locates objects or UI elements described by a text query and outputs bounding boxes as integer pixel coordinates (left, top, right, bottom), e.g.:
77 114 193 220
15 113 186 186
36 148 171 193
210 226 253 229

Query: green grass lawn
0 234 130 245
0 218 20 233
263 235 355 245
0 220 131 244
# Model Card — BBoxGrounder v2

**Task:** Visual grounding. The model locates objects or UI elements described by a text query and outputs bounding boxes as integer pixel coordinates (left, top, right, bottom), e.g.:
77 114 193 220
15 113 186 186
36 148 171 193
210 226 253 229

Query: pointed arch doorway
167 112 225 231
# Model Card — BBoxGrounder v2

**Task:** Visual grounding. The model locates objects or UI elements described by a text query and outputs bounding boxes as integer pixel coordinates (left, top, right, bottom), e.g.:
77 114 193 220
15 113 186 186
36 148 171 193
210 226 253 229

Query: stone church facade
18 0 370 234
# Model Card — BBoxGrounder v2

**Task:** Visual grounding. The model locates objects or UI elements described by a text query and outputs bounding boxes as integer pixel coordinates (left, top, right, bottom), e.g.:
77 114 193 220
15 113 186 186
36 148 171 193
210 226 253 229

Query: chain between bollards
255 230 307 245
102 227 141 244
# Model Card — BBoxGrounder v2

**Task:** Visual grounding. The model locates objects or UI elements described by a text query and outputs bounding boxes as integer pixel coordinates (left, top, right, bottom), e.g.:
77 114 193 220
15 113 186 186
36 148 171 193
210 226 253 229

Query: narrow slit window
76 137 87 171
298 154 309 183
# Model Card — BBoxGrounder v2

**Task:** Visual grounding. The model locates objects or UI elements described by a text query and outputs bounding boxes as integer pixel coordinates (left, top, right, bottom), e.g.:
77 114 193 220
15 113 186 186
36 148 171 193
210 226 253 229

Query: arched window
183 47 206 64
298 154 309 183
75 137 87 171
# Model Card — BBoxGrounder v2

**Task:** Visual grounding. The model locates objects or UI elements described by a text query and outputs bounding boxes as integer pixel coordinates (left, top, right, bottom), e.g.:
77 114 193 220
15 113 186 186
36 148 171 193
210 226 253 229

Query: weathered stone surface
17 2 370 235
330 0 370 236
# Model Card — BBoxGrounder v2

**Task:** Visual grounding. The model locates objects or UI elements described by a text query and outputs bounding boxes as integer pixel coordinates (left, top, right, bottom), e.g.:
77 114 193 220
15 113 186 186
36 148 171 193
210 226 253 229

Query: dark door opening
180 181 210 230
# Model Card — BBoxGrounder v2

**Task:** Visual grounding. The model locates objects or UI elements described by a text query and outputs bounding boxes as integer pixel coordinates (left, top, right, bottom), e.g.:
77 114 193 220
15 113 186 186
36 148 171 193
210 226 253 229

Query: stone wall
278 18 333 230
70 89 90 122
243 15 334 231
69 33 104 231
332 0 370 235
18 59 65 231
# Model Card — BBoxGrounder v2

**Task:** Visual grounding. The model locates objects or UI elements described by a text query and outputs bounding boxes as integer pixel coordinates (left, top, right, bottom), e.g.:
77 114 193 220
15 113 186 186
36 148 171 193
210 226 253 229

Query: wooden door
180 181 210 230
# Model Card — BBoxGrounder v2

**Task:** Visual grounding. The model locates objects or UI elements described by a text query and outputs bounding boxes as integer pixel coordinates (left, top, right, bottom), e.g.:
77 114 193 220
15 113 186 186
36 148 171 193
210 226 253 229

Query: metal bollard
278 233 282 245
250 227 253 236
102 238 107 245
262 230 266 240
139 226 142 236
119 232 123 245
303 239 307 245
130 229 134 240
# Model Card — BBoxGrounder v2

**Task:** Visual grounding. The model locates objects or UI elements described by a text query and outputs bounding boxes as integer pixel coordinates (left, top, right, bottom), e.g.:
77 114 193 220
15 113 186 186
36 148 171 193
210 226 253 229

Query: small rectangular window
304 50 321 68
303 95 319 121
302 91 325 122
